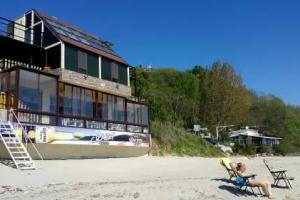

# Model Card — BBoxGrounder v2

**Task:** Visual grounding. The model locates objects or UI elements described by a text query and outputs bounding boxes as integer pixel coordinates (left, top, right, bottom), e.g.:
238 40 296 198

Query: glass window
65 45 78 72
25 12 32 28
9 71 16 108
101 57 128 85
65 45 99 78
106 95 125 122
118 64 128 85
39 74 57 113
19 70 39 111
127 102 135 124
63 84 72 114
0 74 6 92
101 57 111 81
111 62 119 82
33 13 41 24
0 74 7 109
72 87 81 115
115 97 125 122
19 70 58 113
141 105 149 125
78 50 87 73
87 54 99 78
10 71 16 92
107 95 114 121
96 92 108 120
81 89 93 117
33 23 42 46
43 26 59 47
134 104 141 124
126 102 149 126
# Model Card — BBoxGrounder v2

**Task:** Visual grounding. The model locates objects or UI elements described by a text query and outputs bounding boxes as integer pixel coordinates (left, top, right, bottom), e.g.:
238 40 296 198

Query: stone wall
51 68 131 97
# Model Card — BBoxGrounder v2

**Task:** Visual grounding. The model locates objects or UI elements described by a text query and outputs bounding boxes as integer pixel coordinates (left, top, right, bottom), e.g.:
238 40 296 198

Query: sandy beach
0 156 299 200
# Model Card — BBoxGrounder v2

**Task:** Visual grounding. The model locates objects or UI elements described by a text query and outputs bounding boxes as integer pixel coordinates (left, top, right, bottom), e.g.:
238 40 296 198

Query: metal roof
230 129 281 140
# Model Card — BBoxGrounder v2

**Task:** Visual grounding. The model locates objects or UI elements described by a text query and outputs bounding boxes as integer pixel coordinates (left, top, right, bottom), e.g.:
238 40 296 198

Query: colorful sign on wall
14 123 151 147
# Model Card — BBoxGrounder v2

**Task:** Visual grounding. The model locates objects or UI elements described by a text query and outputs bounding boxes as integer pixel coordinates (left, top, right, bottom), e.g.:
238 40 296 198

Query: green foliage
232 144 257 156
258 145 274 155
245 94 300 154
134 62 300 156
150 121 223 157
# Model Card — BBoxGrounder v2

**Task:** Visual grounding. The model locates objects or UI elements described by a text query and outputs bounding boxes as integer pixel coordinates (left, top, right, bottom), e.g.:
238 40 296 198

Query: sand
0 156 299 200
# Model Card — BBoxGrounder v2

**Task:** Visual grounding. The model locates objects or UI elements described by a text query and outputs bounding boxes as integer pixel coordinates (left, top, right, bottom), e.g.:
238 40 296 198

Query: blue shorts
236 176 247 186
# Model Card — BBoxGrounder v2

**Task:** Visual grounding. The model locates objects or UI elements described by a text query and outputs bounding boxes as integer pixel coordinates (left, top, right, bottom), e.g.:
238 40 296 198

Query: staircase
0 120 35 170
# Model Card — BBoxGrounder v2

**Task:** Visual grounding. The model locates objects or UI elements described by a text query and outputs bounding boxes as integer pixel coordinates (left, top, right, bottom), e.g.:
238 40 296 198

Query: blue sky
1 0 300 105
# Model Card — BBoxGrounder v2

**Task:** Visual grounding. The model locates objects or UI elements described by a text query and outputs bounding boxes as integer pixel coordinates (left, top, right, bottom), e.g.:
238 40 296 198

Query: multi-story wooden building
0 9 150 159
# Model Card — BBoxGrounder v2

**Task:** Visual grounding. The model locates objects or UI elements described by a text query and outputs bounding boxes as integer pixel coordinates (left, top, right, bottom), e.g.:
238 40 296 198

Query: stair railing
9 108 43 160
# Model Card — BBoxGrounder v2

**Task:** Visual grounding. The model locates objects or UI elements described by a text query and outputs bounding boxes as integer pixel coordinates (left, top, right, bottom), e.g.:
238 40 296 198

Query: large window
39 74 57 112
107 95 125 122
57 82 148 131
19 70 39 111
19 70 57 113
65 45 99 78
127 102 148 125
101 57 128 85
59 83 95 117
6 68 149 130
81 89 94 117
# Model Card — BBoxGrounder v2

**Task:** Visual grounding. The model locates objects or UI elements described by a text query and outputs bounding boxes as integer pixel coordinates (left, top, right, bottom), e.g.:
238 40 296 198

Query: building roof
230 128 281 140
34 10 128 65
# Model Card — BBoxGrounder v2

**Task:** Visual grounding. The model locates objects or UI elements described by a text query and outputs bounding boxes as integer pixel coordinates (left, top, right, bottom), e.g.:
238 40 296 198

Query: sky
1 0 300 105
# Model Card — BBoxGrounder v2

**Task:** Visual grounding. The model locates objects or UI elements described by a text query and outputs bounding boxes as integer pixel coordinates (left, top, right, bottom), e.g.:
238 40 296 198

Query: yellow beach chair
220 158 262 196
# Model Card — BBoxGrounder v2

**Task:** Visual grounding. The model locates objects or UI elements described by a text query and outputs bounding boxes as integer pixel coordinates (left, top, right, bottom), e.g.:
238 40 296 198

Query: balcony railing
0 16 34 45
0 58 43 72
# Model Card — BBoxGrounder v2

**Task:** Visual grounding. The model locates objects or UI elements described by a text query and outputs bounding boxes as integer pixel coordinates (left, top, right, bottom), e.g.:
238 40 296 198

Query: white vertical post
98 56 102 79
61 43 65 69
30 10 34 44
127 66 130 86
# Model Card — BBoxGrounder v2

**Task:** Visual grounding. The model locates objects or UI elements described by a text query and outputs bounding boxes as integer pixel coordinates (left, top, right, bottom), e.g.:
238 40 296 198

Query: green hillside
133 62 300 155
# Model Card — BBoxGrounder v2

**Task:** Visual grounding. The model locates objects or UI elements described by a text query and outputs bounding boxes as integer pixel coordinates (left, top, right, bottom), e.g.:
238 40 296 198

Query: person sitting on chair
235 162 273 199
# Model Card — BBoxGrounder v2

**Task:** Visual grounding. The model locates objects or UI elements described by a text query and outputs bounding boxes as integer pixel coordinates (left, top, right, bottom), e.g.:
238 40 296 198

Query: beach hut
229 127 281 147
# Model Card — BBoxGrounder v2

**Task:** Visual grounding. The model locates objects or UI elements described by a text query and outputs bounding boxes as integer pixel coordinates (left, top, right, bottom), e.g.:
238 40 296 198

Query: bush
150 120 223 157
258 145 274 155
232 144 256 155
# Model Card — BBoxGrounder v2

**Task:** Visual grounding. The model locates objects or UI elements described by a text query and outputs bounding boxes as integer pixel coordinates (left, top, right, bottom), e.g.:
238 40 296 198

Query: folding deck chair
220 158 262 196
263 159 294 189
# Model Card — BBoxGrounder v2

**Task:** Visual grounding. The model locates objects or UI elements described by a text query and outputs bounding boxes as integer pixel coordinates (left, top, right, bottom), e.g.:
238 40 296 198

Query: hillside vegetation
133 62 300 155
150 121 223 156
